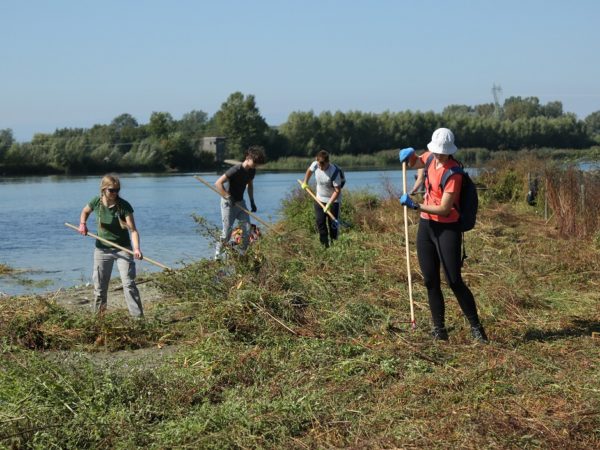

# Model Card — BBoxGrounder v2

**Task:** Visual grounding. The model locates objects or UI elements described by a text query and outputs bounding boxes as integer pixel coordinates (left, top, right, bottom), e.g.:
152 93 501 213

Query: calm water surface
0 169 420 295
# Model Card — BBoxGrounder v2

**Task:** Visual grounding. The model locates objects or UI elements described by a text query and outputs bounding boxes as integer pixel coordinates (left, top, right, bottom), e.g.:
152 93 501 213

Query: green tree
442 104 473 117
111 113 138 131
121 138 164 171
584 111 600 142
86 125 116 150
474 103 496 118
0 128 15 161
148 112 175 140
503 96 541 120
163 131 196 170
178 110 208 136
110 113 141 151
263 126 289 160
214 92 268 160
541 101 563 118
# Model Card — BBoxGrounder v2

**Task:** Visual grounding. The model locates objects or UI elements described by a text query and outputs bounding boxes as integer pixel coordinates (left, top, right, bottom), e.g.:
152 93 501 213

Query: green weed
2 169 600 448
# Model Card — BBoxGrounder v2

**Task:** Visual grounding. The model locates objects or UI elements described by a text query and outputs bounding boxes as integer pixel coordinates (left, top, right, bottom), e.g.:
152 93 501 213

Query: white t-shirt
309 161 342 203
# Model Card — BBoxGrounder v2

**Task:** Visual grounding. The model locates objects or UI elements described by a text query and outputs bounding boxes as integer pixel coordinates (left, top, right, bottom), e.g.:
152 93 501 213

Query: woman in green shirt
78 174 143 317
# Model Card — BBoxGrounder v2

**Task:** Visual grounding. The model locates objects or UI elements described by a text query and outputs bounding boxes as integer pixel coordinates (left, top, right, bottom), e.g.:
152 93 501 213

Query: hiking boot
431 327 449 341
471 325 489 343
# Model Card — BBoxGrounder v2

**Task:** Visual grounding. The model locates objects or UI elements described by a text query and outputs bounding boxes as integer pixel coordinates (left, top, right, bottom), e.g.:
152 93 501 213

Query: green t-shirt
88 196 134 249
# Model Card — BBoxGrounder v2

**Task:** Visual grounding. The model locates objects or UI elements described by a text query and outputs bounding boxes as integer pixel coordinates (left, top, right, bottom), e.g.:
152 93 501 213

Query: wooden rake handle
401 162 416 327
64 222 171 271
193 175 279 234
297 180 339 224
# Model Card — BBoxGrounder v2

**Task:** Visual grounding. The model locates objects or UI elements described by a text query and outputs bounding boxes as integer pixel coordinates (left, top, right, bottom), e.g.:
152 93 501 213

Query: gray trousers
93 248 143 317
215 198 251 259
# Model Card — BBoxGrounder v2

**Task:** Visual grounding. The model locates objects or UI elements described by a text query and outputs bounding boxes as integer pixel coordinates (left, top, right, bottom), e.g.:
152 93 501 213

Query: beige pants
92 247 143 317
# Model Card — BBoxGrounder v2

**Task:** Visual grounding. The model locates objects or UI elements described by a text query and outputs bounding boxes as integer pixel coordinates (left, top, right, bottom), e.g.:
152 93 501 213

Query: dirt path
49 276 166 314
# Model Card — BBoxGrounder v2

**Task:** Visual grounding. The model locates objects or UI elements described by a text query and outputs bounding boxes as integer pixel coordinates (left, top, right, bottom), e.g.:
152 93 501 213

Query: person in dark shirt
214 146 266 259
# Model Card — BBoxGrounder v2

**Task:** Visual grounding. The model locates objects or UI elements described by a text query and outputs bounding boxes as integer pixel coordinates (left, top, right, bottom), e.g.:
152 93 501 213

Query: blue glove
400 193 418 210
250 200 257 212
399 147 415 164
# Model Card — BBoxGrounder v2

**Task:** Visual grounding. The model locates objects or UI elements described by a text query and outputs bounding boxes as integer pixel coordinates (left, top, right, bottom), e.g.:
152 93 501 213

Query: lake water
0 169 418 295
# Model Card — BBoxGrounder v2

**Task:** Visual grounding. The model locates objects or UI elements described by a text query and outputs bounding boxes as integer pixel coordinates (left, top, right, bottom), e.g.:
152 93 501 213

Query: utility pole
492 83 503 119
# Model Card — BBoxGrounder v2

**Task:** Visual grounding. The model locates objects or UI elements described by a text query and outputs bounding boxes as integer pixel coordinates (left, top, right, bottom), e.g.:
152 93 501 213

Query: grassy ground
1 176 599 448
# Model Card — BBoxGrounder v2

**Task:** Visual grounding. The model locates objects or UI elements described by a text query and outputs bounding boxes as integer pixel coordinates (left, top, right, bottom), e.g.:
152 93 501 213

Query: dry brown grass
2 185 600 449
546 167 600 238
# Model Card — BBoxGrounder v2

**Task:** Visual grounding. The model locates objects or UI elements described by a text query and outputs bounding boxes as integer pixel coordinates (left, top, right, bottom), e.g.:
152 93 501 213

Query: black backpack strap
330 164 340 187
440 166 464 190
439 163 468 265
424 154 435 194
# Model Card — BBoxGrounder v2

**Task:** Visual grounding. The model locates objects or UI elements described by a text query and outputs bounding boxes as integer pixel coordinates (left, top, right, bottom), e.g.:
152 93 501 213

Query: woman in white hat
398 128 487 342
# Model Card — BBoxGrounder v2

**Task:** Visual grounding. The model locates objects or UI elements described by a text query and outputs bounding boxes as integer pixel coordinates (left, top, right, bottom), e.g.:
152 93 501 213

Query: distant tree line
1 92 599 175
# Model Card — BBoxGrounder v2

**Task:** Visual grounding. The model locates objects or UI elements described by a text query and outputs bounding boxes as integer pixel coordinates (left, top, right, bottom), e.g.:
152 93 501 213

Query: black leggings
314 202 340 247
416 218 480 329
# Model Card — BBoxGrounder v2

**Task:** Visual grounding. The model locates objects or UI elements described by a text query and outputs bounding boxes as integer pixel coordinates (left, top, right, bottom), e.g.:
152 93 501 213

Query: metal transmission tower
492 84 503 118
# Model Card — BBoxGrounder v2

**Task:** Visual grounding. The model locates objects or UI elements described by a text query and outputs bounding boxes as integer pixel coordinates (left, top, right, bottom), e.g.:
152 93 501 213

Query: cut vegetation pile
1 162 599 449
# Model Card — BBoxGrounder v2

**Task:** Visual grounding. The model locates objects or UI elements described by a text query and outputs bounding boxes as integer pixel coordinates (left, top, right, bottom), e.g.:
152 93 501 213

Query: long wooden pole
193 175 279 234
297 180 339 224
64 222 171 271
402 163 416 328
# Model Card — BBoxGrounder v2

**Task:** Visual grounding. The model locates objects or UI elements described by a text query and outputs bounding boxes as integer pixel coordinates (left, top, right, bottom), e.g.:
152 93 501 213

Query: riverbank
1 178 599 448
262 146 600 170
2 146 599 176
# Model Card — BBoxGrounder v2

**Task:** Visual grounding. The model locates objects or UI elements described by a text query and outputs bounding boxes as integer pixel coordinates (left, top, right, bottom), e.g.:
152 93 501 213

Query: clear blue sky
2 0 599 141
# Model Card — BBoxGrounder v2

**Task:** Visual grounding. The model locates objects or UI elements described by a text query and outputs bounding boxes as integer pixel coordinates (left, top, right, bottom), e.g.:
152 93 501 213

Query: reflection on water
0 169 418 295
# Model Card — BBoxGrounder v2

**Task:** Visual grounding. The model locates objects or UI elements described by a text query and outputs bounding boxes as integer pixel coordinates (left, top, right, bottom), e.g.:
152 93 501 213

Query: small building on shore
201 137 226 164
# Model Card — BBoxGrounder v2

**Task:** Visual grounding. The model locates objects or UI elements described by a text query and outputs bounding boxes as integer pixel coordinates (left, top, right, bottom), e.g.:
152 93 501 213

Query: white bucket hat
427 128 458 155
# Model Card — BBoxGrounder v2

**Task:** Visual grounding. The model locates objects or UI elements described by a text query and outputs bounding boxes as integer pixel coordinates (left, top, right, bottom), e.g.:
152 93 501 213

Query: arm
301 168 313 187
410 169 425 195
78 205 93 235
417 191 458 217
407 154 426 170
327 186 341 207
247 179 257 211
247 179 254 203
214 174 230 199
125 214 143 259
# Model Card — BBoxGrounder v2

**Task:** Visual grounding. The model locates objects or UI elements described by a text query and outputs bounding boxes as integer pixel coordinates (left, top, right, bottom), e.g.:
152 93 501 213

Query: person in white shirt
301 150 342 248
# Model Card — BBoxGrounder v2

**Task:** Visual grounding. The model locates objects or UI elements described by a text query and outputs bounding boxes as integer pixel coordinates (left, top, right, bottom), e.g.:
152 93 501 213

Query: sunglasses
106 188 120 193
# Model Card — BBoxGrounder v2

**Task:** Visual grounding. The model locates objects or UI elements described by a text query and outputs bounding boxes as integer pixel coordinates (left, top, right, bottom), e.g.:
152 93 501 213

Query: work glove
400 193 418 210
250 200 257 212
399 147 415 164
323 203 332 213
301 182 309 190
78 222 88 236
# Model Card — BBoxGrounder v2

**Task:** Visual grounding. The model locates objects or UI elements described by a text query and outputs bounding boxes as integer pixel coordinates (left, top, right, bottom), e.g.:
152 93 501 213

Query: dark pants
416 218 480 329
314 202 340 247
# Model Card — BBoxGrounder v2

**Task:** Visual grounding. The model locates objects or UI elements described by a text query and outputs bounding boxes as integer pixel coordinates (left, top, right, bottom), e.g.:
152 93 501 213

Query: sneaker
471 325 489 343
431 327 449 341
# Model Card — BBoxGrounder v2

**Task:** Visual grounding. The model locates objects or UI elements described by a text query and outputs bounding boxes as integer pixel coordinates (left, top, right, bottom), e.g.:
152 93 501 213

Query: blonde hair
99 174 128 230
100 174 121 196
